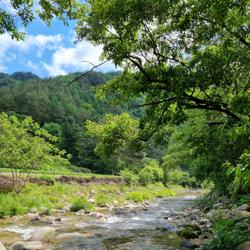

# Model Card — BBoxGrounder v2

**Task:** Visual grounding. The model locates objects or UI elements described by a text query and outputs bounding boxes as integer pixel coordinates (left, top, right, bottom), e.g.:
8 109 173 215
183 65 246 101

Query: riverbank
0 179 183 218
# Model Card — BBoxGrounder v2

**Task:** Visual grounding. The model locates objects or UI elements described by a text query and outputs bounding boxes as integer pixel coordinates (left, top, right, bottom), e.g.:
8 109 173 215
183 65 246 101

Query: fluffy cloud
0 33 62 56
0 33 63 72
0 32 117 76
43 40 117 76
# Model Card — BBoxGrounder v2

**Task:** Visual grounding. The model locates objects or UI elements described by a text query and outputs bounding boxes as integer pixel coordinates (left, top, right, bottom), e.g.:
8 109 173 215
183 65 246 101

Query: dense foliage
76 0 250 196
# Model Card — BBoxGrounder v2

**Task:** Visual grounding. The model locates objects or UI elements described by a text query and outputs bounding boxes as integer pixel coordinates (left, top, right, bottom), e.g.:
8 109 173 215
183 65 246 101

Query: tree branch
67 60 109 86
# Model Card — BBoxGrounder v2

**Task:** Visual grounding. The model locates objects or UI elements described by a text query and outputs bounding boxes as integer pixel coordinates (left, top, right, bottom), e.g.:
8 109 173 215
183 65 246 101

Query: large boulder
11 241 43 250
237 241 250 250
29 227 56 242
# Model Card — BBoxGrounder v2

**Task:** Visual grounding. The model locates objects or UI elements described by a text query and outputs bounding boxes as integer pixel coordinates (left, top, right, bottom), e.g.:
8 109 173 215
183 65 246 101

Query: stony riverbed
0 192 213 250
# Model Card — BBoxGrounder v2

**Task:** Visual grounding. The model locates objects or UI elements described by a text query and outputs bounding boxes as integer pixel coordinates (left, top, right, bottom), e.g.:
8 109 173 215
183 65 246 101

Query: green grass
0 182 182 217
0 168 117 179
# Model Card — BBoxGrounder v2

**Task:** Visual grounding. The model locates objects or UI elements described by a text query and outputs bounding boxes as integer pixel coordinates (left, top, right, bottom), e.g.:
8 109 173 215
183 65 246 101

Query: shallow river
0 193 199 250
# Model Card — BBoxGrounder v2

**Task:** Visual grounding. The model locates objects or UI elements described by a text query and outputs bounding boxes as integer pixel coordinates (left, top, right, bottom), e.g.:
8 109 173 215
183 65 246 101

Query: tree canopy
77 0 249 133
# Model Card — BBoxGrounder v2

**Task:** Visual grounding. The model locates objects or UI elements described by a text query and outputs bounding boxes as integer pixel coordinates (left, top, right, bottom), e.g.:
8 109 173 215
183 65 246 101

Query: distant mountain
11 72 40 81
0 72 40 88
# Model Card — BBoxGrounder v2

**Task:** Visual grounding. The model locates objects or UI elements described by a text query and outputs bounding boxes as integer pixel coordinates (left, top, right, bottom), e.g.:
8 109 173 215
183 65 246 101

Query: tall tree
77 0 249 134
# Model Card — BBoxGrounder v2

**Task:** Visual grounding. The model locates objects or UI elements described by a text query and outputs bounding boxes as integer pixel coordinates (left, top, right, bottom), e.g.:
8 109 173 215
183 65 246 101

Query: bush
120 169 138 185
127 191 152 202
138 160 163 185
95 193 107 207
70 198 93 212
202 218 250 250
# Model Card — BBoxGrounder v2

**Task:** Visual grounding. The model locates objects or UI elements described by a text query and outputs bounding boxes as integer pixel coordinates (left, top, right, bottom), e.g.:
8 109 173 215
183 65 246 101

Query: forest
0 0 249 250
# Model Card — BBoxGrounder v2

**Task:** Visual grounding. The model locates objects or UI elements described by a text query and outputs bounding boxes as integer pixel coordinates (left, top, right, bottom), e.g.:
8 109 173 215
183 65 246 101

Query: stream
0 193 200 250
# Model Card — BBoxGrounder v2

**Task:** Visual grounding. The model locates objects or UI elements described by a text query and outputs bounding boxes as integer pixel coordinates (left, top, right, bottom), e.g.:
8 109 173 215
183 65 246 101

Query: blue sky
0 1 117 77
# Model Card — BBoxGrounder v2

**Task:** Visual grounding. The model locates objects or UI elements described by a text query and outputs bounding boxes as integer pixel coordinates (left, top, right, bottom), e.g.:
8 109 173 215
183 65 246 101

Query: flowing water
0 193 199 250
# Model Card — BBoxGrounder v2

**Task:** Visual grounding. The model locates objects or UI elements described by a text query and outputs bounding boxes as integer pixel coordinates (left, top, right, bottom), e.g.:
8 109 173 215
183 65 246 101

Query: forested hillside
0 72 129 171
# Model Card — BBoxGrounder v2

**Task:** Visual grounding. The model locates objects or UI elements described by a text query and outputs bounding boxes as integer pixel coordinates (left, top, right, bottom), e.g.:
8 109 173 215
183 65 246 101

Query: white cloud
0 33 63 71
43 40 117 76
0 32 117 76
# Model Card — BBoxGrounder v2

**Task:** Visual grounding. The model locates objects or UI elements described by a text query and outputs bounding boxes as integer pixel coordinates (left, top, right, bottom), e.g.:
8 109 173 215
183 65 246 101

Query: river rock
29 227 56 242
88 198 95 203
231 210 250 219
114 208 127 215
190 214 198 221
190 239 203 248
27 213 40 222
54 232 84 241
236 204 250 211
61 206 71 212
179 225 202 239
0 241 6 250
181 238 203 249
75 209 86 215
199 218 209 225
207 209 229 220
180 239 199 249
157 223 178 233
29 208 38 213
89 212 106 218
11 241 43 250
212 202 223 209
237 241 250 250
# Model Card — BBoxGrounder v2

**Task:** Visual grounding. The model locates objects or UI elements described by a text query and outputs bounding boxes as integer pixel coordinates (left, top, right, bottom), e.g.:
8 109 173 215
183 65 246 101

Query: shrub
120 169 138 185
70 198 93 212
127 191 152 202
202 218 250 250
95 193 107 207
138 160 163 185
